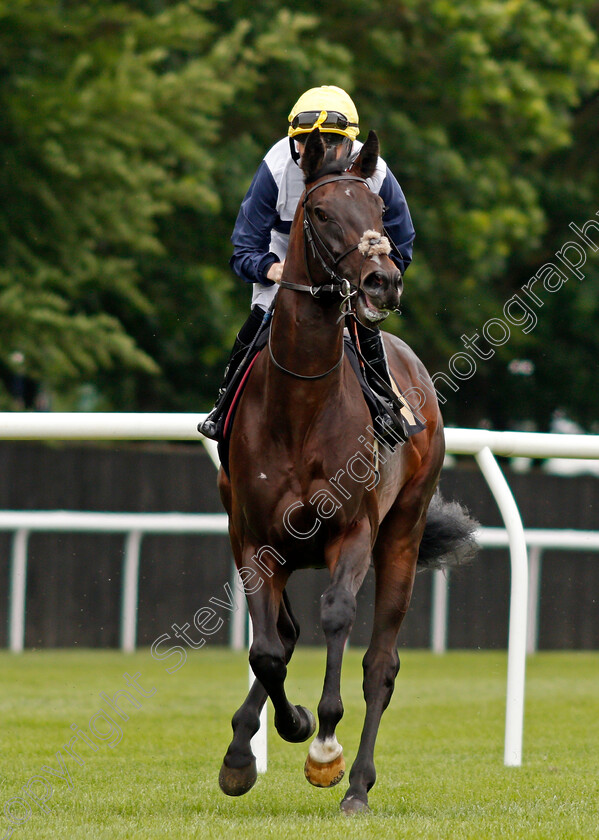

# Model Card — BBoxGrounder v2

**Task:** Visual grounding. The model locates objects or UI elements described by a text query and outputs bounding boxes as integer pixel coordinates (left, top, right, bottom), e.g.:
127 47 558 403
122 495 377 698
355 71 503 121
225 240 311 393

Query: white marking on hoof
258 473 267 479
308 735 343 764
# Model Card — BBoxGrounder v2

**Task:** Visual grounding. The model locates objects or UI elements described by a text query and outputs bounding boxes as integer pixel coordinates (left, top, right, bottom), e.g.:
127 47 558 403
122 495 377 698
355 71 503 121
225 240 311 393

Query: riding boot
356 322 391 391
198 307 265 440
355 322 405 439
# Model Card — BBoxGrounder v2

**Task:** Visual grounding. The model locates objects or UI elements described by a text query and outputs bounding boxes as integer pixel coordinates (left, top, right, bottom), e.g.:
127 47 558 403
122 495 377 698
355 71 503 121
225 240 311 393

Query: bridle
267 169 417 437
278 174 369 307
270 173 377 380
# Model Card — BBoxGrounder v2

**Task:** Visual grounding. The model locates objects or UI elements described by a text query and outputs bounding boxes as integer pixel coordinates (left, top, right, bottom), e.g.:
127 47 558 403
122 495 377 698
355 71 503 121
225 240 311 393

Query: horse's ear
350 130 379 180
300 129 326 182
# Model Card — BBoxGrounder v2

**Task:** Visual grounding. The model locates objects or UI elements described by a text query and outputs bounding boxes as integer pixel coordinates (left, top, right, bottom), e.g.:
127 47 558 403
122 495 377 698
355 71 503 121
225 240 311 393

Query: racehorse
217 128 476 814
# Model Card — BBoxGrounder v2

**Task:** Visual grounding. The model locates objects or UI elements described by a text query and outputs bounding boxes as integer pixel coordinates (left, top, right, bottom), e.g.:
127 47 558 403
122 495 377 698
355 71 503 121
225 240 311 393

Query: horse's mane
303 151 354 185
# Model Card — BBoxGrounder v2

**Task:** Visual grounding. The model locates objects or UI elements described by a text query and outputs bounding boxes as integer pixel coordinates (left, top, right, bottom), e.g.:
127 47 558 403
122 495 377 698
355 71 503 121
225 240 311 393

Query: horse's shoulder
381 330 423 370
381 330 441 427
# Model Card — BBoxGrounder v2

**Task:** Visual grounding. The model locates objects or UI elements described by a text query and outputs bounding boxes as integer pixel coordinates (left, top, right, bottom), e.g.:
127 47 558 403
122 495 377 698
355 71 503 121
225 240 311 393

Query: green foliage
0 0 314 407
300 0 599 429
0 1 213 404
1 0 598 426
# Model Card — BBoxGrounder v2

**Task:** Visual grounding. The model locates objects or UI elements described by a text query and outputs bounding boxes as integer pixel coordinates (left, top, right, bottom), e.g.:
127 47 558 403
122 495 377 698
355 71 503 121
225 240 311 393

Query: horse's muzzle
360 268 403 313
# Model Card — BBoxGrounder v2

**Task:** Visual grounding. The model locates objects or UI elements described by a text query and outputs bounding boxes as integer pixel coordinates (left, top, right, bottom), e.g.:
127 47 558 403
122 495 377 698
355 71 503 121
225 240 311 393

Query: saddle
217 322 424 478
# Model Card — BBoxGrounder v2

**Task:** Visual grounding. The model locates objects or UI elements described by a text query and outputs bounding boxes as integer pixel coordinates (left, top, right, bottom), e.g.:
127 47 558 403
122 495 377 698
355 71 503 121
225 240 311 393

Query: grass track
0 648 598 839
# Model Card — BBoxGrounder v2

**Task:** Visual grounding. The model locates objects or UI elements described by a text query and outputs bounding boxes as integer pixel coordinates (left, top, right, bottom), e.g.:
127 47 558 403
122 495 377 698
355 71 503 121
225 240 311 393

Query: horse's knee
249 640 286 686
321 585 356 637
278 613 299 660
280 630 297 662
362 648 400 708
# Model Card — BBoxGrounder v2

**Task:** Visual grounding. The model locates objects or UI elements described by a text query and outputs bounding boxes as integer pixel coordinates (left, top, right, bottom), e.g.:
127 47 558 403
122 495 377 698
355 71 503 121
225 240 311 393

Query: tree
95 4 353 410
187 0 599 428
0 1 230 406
3 0 599 428
285 0 599 428
0 0 351 409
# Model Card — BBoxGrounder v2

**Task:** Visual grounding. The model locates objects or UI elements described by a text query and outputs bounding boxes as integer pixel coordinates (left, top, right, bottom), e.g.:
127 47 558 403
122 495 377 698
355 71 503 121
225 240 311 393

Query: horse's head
300 129 403 326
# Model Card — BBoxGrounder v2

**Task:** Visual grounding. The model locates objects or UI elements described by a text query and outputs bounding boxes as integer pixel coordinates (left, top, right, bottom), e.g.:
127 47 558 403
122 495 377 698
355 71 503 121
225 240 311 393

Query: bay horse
217 128 476 814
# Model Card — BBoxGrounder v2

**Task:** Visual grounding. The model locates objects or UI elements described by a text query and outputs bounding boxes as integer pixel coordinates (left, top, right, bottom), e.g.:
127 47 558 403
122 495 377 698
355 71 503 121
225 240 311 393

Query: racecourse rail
1 412 598 772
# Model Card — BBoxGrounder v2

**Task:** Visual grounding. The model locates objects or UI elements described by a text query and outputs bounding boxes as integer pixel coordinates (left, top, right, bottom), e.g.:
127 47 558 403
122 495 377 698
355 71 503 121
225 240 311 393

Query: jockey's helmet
288 86 359 142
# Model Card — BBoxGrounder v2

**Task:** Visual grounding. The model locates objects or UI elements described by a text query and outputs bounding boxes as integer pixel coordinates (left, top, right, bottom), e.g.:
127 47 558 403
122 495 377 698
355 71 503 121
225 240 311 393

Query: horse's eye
314 207 328 223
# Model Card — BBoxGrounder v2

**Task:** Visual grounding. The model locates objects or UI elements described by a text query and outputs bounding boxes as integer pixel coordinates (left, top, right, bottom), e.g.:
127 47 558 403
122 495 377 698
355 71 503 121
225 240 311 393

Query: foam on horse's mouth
359 291 390 323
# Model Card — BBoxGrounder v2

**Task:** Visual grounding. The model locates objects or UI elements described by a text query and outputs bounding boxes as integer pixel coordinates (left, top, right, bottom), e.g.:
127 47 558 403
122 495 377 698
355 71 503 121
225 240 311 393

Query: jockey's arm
230 161 281 286
379 169 415 275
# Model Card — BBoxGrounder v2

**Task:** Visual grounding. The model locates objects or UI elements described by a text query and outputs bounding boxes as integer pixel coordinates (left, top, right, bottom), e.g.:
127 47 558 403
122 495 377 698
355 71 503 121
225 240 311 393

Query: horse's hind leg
219 589 304 796
219 679 266 796
305 520 372 789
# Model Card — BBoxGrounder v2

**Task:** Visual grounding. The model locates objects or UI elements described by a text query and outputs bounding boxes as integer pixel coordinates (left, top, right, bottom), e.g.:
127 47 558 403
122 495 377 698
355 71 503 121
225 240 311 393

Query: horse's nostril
365 271 396 292
365 272 386 289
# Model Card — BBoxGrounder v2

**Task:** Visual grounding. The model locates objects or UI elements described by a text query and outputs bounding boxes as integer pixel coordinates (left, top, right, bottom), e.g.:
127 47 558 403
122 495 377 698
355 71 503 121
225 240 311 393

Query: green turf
0 648 598 839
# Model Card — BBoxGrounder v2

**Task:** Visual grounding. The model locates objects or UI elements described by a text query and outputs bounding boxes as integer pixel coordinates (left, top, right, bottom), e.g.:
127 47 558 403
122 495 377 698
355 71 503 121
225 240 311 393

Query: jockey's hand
266 261 285 283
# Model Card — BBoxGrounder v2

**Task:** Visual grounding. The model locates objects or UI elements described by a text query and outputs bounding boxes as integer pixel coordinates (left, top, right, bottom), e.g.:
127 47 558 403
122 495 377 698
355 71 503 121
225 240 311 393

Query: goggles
290 110 359 133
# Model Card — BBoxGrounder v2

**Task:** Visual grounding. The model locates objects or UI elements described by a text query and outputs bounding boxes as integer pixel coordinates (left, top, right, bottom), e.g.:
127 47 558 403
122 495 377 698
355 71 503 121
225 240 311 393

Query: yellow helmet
288 85 359 142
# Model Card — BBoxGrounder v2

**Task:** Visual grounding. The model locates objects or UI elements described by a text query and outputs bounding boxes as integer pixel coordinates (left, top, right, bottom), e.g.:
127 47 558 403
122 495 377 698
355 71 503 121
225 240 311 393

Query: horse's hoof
276 705 316 743
304 752 345 787
218 758 257 796
340 794 370 815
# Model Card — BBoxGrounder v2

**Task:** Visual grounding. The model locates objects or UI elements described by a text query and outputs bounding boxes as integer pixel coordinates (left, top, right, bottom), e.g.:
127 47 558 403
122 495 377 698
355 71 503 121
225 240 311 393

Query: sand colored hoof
340 794 370 815
218 758 257 796
304 751 345 788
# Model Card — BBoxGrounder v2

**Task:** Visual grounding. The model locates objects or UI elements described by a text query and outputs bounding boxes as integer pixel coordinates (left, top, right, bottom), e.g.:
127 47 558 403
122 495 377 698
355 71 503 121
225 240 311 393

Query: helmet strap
289 136 301 164
341 137 353 156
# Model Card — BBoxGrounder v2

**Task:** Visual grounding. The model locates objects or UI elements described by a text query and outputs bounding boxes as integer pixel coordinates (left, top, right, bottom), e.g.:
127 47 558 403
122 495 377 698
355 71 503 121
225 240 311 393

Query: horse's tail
417 491 479 571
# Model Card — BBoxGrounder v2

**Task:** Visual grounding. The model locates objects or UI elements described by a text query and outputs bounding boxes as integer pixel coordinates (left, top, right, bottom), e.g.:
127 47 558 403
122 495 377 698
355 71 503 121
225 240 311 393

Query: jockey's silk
229 137 415 312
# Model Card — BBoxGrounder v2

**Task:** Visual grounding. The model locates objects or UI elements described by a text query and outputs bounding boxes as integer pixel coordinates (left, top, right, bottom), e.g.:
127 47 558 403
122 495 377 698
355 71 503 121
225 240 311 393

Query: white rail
0 412 598 771
1 511 229 654
5 512 596 655
430 528 599 657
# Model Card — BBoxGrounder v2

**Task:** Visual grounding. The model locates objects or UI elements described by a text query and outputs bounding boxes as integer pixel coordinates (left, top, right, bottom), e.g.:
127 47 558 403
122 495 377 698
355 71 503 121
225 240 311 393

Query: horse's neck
266 289 345 432
271 289 343 370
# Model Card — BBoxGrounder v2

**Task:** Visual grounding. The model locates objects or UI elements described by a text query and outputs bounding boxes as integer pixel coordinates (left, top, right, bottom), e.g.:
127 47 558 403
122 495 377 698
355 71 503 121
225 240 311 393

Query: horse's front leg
304 519 372 789
219 590 301 795
340 525 423 814
246 565 315 745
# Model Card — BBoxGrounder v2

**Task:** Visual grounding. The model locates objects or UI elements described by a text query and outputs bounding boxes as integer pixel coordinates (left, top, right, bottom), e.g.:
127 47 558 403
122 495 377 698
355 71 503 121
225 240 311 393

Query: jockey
199 85 415 441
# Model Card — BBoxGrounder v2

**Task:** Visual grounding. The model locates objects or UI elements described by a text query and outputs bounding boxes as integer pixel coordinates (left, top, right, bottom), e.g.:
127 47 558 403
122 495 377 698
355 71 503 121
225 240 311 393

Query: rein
268 327 345 381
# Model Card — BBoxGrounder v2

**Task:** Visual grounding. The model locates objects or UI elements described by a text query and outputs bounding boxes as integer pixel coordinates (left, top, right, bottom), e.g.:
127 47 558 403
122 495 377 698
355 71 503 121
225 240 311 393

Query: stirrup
198 413 219 440
197 387 227 440
373 396 407 444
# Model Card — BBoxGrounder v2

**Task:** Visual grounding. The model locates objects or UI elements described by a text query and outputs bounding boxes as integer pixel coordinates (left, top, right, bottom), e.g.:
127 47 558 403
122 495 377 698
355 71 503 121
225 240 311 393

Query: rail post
9 529 29 653
475 447 528 767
